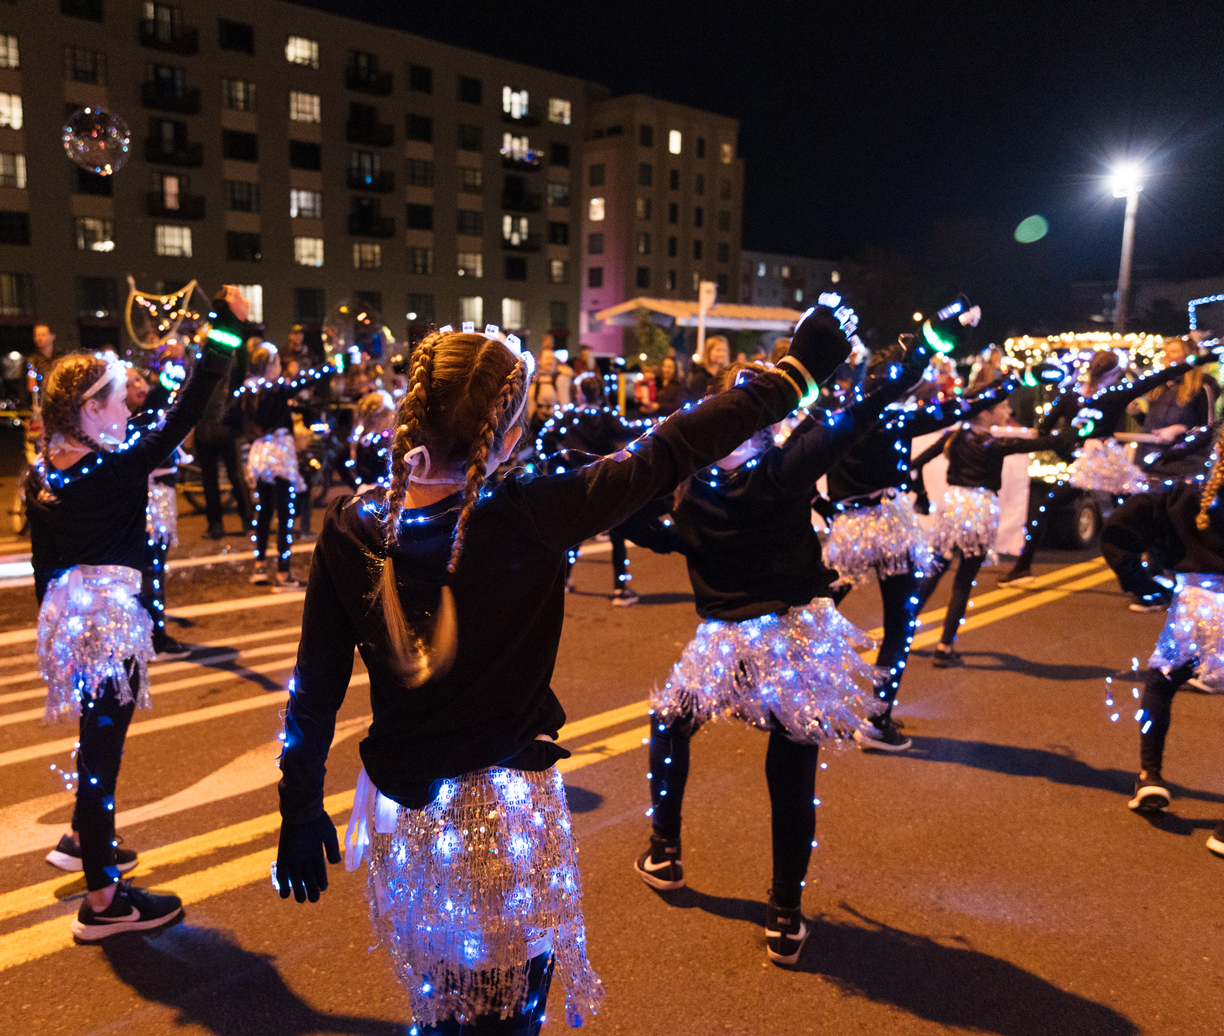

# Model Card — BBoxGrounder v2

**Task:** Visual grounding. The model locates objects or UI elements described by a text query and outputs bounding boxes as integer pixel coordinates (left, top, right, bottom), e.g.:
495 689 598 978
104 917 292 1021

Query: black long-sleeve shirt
914 425 1060 494
535 405 647 462
826 378 1016 504
28 348 232 602
232 367 327 438
1073 362 1199 440
1102 483 1224 577
278 369 803 821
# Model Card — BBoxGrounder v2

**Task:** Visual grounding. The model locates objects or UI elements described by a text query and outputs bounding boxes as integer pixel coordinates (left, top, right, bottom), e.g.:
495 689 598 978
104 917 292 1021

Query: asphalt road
0 494 1221 1036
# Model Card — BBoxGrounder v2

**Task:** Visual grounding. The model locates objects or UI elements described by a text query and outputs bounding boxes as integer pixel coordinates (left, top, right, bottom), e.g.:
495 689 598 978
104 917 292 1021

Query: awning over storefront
594 297 804 332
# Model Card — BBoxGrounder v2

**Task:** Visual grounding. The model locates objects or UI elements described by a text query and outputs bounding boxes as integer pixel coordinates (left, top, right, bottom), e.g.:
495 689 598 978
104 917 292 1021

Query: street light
1108 161 1144 333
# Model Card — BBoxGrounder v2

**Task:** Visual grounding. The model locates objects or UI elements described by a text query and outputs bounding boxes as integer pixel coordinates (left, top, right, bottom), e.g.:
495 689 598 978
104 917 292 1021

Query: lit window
692 271 700 291
502 214 529 245
501 133 540 164
232 284 263 323
458 167 483 194
352 242 382 269
76 217 114 252
289 91 320 123
221 79 256 112
159 174 180 209
294 236 324 267
457 252 483 278
459 296 483 326
0 36 18 69
636 197 652 220
637 232 651 255
549 259 568 284
795 288 804 302
502 86 529 119
502 298 524 330
831 270 840 284
289 189 322 219
757 262 765 277
0 93 23 130
155 224 191 257
0 153 26 189
408 247 434 274
668 130 681 155
781 265 790 278
720 142 733 164
548 98 571 125
588 197 605 222
285 36 319 69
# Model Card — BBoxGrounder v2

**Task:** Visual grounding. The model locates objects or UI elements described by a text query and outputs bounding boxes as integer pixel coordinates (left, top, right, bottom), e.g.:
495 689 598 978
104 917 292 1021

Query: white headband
82 357 128 401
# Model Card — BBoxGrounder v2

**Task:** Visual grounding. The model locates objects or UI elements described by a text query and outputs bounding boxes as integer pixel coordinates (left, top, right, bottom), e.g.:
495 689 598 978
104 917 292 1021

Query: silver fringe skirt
825 492 933 587
1068 438 1147 496
1149 575 1224 686
651 599 885 745
246 428 306 491
145 480 178 546
36 564 154 722
361 766 604 1029
929 486 1000 565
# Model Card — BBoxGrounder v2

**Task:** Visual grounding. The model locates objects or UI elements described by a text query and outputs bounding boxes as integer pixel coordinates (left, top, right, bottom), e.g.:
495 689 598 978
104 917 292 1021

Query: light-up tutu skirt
929 486 1001 565
351 766 604 1029
37 564 154 722
145 479 178 546
246 428 306 491
1149 574 1224 686
651 599 885 744
1069 438 1148 496
825 491 933 586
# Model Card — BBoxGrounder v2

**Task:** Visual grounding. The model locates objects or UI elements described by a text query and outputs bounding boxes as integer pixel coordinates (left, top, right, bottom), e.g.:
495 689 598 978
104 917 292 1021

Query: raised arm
897 376 1018 438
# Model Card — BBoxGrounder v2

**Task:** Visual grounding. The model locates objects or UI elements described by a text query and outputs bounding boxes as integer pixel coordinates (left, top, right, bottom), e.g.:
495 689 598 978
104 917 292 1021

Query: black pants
72 674 138 891
649 713 819 909
1015 480 1081 569
251 478 295 572
196 435 252 527
415 952 555 1036
140 537 171 651
610 496 676 591
916 548 986 647
873 570 923 720
1100 494 1174 605
1138 661 1195 776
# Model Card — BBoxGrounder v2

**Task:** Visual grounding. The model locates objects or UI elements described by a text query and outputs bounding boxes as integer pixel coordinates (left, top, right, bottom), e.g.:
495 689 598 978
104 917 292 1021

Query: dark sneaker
204 522 226 541
612 589 640 607
997 566 1035 587
70 882 181 941
766 898 810 966
1128 777 1171 813
272 575 304 593
932 647 963 668
1207 821 1224 859
856 716 913 753
153 637 193 662
249 571 271 586
46 834 137 874
634 835 684 890
1128 594 1169 613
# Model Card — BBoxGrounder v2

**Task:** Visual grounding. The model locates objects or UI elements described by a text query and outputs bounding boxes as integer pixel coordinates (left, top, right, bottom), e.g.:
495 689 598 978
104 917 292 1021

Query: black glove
894 338 932 393
777 305 852 403
275 812 341 903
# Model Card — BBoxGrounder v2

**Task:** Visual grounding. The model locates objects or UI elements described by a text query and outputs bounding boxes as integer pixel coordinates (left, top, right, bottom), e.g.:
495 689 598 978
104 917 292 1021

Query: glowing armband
207 327 243 350
921 320 955 355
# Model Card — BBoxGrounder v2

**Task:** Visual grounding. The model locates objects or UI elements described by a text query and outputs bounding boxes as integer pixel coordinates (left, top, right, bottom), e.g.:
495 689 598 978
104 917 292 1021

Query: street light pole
1110 163 1144 334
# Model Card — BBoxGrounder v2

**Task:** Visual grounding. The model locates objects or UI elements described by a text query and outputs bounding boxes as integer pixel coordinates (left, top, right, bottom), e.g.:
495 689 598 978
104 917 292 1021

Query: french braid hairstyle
26 354 113 504
375 331 532 685
1195 425 1224 530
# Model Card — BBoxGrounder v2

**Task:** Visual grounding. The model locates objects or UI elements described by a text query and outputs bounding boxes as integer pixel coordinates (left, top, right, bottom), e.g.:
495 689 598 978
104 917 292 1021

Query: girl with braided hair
274 309 854 1033
1097 427 1224 857
27 289 247 937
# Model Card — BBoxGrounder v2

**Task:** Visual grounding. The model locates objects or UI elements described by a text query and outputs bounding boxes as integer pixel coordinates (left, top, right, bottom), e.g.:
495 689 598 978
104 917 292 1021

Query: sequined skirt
1069 438 1147 496
825 492 933 586
363 766 604 1029
246 429 306 491
930 486 1000 565
36 565 154 722
652 599 885 745
1150 576 1224 686
145 480 178 546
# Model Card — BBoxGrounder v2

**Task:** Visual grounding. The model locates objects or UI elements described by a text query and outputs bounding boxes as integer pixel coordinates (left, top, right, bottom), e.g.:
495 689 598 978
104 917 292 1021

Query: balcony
501 107 541 127
139 20 199 55
346 121 394 148
501 153 542 172
348 214 395 238
346 169 395 192
501 234 541 252
141 82 202 115
501 190 542 213
145 139 203 167
147 192 205 219
346 68 393 95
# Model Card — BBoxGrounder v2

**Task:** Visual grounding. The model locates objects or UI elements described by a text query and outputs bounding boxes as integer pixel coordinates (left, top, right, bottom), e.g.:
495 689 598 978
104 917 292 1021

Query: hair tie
405 444 464 485
82 357 127 401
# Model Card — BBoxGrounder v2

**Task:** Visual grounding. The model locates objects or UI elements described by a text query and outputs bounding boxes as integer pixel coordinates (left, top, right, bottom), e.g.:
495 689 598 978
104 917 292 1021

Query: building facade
579 95 743 355
739 249 840 310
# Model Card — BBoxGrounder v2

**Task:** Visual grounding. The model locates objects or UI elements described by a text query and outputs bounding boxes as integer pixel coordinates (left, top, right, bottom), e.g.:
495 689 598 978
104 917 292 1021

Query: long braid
1196 425 1224 530
383 334 438 547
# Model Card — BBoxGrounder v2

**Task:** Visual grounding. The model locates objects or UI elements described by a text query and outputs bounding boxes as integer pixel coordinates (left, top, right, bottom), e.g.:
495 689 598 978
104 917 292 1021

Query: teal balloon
1014 215 1049 243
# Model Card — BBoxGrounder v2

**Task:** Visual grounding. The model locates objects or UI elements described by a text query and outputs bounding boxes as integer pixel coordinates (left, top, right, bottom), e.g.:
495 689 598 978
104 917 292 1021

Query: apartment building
0 0 610 353
739 250 840 309
579 95 743 355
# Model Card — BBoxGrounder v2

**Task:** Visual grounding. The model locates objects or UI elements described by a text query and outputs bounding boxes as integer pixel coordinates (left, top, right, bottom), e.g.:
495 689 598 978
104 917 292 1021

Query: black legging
195 434 253 526
417 952 555 1035
916 548 986 646
72 673 138 891
1015 480 1082 570
140 537 171 651
648 712 819 910
251 477 296 573
610 496 676 591
873 571 922 719
1138 661 1195 775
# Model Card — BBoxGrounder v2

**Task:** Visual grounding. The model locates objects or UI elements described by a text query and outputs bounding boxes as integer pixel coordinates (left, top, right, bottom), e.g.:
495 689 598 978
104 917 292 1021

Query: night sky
301 0 1224 330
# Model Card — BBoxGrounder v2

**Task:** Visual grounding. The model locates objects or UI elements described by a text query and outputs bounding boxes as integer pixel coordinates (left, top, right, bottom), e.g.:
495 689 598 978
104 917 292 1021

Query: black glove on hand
895 339 932 392
778 305 852 403
276 813 341 903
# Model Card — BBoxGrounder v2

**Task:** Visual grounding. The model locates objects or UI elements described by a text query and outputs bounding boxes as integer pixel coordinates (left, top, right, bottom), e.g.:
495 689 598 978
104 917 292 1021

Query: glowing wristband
777 356 820 408
207 327 243 350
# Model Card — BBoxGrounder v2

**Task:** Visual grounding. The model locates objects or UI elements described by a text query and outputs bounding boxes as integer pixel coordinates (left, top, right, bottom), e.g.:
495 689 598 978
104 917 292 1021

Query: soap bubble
62 106 131 176
1014 215 1049 244
322 299 396 361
